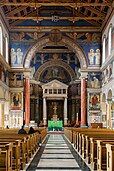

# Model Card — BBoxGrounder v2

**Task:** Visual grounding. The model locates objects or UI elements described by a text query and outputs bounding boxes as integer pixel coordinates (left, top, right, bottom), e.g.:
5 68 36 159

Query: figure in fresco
52 53 59 60
91 76 100 88
40 54 44 64
95 49 100 65
11 48 16 65
91 94 98 106
52 67 59 77
30 66 35 79
13 94 19 106
88 48 100 65
75 67 81 79
67 54 70 64
88 49 95 65
16 48 23 65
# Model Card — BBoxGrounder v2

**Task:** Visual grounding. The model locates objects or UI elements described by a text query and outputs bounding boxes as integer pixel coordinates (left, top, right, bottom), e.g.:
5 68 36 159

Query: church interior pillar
43 97 47 126
25 77 30 126
107 99 112 128
0 102 4 128
64 97 67 126
71 99 76 121
81 77 87 126
35 98 39 124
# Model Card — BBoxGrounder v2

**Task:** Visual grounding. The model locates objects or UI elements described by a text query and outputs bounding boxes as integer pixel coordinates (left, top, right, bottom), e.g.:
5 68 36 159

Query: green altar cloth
48 120 63 131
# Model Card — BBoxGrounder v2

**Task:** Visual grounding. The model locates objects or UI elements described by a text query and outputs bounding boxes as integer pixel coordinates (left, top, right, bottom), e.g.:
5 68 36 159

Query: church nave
27 133 90 171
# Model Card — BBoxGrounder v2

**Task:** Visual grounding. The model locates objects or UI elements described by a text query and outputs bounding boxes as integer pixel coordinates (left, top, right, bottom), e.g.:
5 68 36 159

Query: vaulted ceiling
0 0 113 32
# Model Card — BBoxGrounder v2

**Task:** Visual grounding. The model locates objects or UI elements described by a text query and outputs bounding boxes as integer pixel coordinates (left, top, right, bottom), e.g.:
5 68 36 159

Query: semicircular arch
24 35 87 69
34 60 76 81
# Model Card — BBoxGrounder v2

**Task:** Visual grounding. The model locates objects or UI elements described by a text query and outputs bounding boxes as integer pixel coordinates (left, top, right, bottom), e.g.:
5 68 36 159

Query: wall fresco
87 72 101 88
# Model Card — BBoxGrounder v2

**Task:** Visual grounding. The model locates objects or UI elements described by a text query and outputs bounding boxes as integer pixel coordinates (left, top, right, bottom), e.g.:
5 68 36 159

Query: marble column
35 98 39 124
107 99 112 128
64 97 67 126
81 77 87 126
25 77 30 126
72 99 75 121
43 97 47 126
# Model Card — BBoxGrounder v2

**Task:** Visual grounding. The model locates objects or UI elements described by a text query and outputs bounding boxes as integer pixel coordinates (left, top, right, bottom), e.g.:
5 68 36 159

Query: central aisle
27 133 90 171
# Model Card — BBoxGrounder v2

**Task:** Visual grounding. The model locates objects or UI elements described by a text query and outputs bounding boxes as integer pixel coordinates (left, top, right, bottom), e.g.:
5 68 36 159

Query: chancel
0 0 114 170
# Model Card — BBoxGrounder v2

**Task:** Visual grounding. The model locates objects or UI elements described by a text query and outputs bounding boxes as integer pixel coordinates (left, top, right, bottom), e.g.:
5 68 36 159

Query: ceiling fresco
0 0 113 31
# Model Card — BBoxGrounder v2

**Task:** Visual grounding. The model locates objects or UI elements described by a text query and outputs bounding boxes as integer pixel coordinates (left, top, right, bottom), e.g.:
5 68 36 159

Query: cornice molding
9 26 101 33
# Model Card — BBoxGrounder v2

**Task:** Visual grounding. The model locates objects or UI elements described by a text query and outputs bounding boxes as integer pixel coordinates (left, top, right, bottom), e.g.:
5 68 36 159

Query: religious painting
88 48 100 66
30 53 80 79
10 31 45 41
10 92 22 110
39 66 71 84
87 72 101 88
89 93 100 110
10 42 31 68
9 73 23 87
10 48 23 67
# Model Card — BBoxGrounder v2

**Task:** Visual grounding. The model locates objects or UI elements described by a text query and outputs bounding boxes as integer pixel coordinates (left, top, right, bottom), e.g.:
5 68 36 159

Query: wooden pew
97 140 114 171
0 127 47 171
106 144 114 171
0 143 12 171
64 127 114 171
0 140 21 171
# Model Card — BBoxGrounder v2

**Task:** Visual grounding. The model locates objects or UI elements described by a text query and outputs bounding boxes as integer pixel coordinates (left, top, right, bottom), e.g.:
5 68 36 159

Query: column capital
80 72 88 79
23 71 31 78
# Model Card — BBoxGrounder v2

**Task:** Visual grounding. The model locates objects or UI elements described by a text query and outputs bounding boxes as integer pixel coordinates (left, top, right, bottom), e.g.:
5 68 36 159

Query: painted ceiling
0 0 113 31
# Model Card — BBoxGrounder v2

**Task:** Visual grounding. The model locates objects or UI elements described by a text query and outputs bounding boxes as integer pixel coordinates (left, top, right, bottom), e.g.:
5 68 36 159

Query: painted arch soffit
34 60 76 82
24 35 87 69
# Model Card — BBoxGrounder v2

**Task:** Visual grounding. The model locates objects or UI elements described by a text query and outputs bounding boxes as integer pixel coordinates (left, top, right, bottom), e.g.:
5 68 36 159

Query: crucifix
53 103 57 115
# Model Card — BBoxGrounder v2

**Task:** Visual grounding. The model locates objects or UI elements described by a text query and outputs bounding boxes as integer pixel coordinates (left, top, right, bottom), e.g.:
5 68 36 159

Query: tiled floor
27 133 91 171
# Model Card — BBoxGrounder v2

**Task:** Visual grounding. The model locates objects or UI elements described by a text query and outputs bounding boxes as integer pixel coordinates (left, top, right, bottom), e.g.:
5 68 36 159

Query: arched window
105 36 108 59
0 25 3 55
108 24 112 56
102 35 106 64
5 36 8 63
111 27 114 50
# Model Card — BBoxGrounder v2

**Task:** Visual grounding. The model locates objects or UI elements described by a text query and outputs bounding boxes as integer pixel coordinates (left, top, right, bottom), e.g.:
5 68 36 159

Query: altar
48 120 63 131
